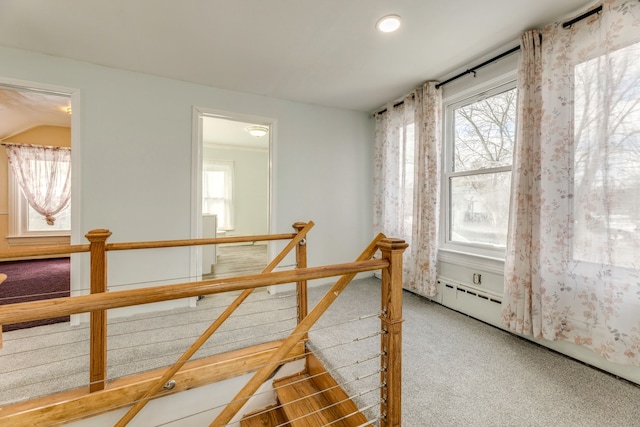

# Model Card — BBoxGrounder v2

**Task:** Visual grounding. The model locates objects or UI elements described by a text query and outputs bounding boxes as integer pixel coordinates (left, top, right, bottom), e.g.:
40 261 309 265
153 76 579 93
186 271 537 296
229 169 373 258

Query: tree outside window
445 83 516 251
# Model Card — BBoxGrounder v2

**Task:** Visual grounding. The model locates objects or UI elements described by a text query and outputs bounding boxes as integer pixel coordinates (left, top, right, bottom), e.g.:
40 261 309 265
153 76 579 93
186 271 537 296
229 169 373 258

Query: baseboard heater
438 276 502 305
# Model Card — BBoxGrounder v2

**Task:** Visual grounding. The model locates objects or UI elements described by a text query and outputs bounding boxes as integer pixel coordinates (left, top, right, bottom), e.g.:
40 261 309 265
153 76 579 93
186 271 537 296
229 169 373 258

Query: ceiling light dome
377 15 401 33
246 125 269 137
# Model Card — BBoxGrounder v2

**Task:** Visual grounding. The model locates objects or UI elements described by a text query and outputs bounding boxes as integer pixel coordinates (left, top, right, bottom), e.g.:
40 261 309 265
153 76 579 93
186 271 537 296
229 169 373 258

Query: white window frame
440 74 517 263
8 168 71 238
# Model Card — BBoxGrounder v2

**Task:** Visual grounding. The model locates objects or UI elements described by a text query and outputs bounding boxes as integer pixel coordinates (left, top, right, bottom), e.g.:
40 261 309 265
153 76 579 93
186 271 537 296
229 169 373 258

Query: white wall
0 45 374 300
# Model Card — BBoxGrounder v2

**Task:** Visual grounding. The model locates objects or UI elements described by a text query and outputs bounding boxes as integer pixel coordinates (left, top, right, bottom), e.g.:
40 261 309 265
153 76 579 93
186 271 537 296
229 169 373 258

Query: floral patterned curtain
373 82 441 296
504 1 640 365
502 30 544 336
4 143 71 226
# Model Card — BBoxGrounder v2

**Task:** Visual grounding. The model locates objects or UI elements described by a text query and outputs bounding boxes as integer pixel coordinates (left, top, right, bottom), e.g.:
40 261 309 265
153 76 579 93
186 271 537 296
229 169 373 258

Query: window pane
573 42 640 267
450 172 511 247
453 88 516 172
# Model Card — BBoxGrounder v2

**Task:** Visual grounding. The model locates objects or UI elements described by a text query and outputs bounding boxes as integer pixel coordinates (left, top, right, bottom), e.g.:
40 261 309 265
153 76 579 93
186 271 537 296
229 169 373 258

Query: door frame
190 107 275 292
0 76 82 322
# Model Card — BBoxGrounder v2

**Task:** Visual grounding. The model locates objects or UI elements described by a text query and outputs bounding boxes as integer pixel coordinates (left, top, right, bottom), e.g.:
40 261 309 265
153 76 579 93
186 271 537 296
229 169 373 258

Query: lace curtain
373 82 442 296
504 1 640 365
4 143 71 226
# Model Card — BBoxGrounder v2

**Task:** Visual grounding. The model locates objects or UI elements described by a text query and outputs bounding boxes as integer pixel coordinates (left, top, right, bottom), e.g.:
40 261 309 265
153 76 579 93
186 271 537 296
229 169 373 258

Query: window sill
438 248 505 275
7 235 71 247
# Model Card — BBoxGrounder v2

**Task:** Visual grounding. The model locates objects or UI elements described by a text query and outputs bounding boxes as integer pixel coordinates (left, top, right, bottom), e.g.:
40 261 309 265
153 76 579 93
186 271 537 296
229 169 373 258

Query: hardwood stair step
273 370 367 427
240 404 290 427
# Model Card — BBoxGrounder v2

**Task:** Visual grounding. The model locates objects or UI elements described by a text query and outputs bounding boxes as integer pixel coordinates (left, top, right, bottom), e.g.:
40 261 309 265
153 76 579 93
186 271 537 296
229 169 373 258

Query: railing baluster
378 238 408 427
85 229 112 393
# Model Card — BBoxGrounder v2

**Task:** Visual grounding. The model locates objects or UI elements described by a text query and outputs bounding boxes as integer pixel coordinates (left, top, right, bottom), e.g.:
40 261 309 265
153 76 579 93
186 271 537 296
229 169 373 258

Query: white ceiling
0 0 595 114
202 116 269 149
0 88 71 140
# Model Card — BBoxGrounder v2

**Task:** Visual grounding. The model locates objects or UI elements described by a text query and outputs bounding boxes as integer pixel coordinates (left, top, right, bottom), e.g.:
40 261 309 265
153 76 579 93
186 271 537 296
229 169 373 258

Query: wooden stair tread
274 372 366 427
240 404 290 427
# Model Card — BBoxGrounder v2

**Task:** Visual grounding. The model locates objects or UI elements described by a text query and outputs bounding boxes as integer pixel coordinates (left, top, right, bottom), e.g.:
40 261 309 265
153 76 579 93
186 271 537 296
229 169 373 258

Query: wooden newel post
85 229 112 392
378 238 408 427
293 222 308 328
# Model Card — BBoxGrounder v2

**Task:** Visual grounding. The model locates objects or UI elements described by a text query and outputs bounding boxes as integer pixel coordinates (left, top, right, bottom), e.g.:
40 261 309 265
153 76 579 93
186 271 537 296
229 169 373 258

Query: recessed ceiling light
246 125 269 137
377 15 401 33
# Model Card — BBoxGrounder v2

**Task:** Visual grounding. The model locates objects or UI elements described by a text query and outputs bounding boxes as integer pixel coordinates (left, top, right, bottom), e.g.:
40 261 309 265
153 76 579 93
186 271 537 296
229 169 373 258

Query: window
572 42 640 268
202 161 234 230
8 150 71 237
443 81 517 257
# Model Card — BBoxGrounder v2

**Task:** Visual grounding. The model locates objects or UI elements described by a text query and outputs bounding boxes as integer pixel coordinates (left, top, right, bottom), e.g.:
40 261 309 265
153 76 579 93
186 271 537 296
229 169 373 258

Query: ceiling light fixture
376 15 401 33
246 125 269 137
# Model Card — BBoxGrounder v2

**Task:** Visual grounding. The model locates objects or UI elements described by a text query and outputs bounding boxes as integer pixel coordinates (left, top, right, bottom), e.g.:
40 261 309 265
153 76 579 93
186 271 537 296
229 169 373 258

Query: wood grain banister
209 233 386 427
0 340 306 427
114 221 315 426
0 259 388 326
105 233 297 251
0 244 90 260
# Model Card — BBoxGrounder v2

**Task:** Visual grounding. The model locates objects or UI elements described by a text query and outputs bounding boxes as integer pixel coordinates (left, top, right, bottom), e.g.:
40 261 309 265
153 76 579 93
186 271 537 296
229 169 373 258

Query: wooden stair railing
115 221 315 426
0 225 407 427
234 238 408 427
209 233 388 427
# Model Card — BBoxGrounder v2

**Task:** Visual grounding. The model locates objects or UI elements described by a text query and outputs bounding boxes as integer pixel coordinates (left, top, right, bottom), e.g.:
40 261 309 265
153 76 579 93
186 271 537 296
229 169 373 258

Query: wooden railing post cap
85 229 113 242
292 221 312 230
378 238 409 251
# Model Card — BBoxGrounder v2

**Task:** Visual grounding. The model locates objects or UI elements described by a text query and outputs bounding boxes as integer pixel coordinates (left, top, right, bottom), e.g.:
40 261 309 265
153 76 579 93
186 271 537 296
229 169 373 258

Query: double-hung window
202 161 234 231
442 80 517 258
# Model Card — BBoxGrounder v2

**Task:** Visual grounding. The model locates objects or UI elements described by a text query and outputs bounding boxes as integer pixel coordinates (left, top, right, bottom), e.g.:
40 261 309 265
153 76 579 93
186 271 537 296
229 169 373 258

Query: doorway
0 81 79 329
191 108 272 280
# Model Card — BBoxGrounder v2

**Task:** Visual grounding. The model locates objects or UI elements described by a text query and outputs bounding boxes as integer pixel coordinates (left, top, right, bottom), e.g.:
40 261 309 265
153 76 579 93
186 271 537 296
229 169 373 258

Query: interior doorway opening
192 109 272 282
0 80 80 329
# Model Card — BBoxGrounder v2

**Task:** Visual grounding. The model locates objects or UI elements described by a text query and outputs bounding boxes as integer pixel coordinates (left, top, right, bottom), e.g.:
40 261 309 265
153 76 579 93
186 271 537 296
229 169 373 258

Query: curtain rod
435 45 520 90
374 93 415 117
562 4 603 28
376 4 602 115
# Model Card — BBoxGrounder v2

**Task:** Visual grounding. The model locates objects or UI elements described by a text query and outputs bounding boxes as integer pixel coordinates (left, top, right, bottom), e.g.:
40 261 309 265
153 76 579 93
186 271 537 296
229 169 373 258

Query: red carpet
0 258 70 332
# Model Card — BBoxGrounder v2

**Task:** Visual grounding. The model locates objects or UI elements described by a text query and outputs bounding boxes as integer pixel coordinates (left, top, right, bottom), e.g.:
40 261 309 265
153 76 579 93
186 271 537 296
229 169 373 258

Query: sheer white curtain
4 143 71 226
373 82 442 296
504 1 640 365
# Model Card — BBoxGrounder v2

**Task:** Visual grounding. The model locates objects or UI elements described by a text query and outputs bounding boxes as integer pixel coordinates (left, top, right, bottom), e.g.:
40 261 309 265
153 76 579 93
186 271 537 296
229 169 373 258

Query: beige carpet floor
1 277 639 426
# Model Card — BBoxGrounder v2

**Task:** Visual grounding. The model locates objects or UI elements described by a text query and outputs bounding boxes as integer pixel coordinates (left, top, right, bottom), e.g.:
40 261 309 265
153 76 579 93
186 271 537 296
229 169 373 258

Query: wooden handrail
0 340 307 426
0 244 90 260
0 259 388 326
105 233 297 251
0 225 407 427
0 233 295 259
114 221 315 426
209 233 386 427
